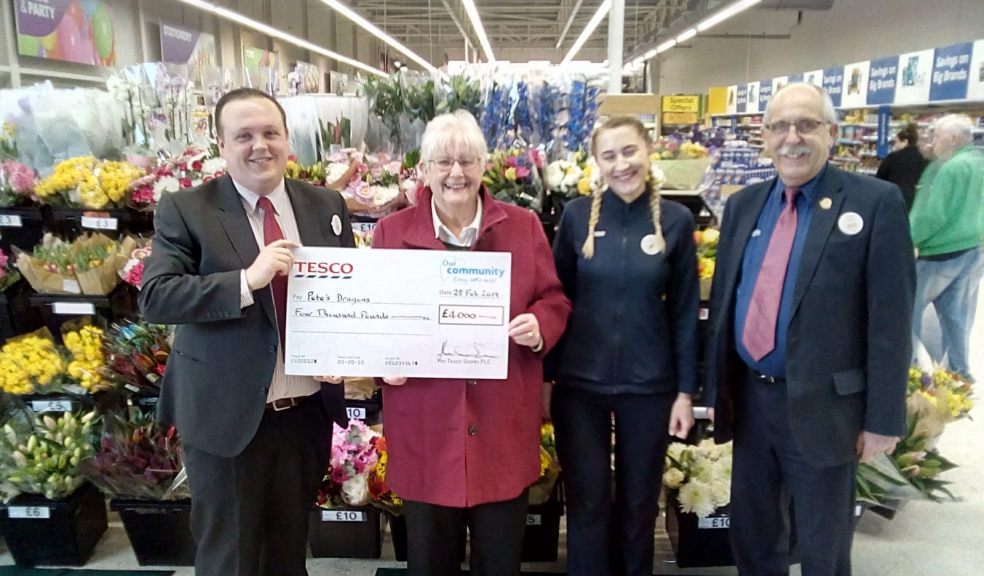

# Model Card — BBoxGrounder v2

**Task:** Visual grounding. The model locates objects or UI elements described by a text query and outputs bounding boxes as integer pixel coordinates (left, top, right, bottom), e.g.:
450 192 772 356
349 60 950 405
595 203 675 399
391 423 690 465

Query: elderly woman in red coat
371 110 571 575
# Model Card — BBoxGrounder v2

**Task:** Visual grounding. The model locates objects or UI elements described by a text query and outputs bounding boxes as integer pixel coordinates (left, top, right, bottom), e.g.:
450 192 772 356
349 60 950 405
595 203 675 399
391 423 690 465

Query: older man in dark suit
139 88 353 576
704 83 915 576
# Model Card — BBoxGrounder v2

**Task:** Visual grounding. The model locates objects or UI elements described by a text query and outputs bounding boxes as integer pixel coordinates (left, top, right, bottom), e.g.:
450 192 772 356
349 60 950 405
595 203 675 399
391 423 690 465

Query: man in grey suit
139 88 353 576
704 83 914 575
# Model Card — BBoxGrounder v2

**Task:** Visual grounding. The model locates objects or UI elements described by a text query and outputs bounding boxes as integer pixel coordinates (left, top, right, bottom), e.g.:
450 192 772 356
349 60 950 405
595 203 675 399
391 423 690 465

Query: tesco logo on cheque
293 261 354 279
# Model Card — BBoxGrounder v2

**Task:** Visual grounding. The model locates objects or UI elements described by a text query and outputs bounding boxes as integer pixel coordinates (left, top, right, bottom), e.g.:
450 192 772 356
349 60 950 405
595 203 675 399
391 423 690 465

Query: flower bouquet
341 154 403 216
0 246 23 292
529 421 561 505
128 147 226 210
119 237 152 289
100 320 170 395
694 227 719 300
0 160 38 208
317 420 382 508
63 322 114 394
856 366 973 512
483 148 544 211
366 435 402 515
650 140 713 191
663 439 733 518
0 329 68 395
0 409 99 500
34 157 146 209
16 233 132 295
80 408 185 500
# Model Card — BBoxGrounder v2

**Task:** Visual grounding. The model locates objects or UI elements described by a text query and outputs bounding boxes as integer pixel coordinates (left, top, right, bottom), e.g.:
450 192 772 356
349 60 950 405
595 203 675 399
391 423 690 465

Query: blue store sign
930 42 973 101
867 56 899 105
822 66 844 107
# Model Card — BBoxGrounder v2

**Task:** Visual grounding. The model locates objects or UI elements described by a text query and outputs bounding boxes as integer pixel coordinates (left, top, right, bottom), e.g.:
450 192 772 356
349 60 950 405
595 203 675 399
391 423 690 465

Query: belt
748 368 785 385
266 394 314 411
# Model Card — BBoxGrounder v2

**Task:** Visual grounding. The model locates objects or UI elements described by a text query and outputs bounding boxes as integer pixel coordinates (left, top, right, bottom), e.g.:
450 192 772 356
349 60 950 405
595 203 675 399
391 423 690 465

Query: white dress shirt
432 196 483 248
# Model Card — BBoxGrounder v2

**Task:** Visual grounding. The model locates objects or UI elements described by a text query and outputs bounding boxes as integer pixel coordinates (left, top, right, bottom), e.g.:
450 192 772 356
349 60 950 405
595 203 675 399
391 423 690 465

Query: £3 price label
8 506 51 519
0 214 23 227
321 510 365 522
81 216 118 231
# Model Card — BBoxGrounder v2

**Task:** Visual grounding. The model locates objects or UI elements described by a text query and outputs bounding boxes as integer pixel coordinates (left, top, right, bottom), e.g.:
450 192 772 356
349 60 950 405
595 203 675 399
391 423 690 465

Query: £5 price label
30 399 73 413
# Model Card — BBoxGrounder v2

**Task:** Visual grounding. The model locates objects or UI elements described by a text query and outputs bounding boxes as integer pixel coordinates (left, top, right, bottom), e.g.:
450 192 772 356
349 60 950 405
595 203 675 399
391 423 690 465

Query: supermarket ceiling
339 0 835 65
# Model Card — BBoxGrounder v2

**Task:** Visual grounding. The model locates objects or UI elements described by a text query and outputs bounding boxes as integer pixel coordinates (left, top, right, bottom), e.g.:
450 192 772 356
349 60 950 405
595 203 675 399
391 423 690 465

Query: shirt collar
773 163 827 204
432 195 483 247
234 179 288 214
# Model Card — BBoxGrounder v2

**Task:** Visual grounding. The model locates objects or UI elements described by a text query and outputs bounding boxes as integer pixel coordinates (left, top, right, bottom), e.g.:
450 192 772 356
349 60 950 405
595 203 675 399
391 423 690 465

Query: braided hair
581 115 664 259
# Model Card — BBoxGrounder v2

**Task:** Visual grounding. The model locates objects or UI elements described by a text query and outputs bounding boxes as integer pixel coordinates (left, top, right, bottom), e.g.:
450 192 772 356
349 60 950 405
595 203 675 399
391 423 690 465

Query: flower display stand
0 482 107 566
111 498 196 566
0 279 44 343
308 505 382 558
0 205 48 254
48 207 155 240
664 490 734 568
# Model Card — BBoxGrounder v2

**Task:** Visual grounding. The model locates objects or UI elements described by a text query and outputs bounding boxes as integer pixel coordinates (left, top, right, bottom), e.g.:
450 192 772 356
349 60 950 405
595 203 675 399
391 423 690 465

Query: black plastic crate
29 283 137 344
345 397 382 425
387 512 465 563
47 207 154 240
0 205 48 254
0 482 108 566
521 498 564 562
0 279 44 344
111 499 196 566
664 490 734 568
308 506 382 559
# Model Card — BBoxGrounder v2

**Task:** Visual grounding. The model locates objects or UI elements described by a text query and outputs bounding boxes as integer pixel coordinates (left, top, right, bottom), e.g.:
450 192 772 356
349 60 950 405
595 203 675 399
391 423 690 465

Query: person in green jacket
910 114 984 381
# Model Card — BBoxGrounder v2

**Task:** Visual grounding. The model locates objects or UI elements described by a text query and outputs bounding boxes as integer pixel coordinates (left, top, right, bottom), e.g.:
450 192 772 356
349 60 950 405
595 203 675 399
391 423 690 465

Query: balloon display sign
14 0 116 66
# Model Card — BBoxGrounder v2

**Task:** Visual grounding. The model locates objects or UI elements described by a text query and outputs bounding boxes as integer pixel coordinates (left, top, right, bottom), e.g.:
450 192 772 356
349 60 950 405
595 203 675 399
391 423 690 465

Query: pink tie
742 186 800 361
257 197 287 353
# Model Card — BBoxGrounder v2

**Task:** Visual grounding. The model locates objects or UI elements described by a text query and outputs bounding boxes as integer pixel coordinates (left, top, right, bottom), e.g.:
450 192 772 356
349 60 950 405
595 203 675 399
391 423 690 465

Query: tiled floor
2 293 982 575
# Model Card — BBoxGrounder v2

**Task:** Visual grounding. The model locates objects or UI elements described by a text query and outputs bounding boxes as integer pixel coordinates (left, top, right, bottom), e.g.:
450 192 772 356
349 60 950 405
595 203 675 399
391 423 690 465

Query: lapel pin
819 197 832 210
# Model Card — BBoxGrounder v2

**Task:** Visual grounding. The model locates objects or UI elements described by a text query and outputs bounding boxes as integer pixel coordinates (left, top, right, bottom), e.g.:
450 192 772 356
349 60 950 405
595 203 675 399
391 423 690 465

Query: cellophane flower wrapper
100 319 170 394
80 407 186 500
0 327 70 395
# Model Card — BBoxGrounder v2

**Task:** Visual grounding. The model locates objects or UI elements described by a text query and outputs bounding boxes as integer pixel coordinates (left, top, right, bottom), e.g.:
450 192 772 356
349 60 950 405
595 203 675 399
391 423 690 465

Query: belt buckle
270 397 296 411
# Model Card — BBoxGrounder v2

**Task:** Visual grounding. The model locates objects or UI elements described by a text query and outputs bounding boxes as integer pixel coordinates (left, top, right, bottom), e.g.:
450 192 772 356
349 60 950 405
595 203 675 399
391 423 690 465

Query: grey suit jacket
139 176 355 457
705 166 915 466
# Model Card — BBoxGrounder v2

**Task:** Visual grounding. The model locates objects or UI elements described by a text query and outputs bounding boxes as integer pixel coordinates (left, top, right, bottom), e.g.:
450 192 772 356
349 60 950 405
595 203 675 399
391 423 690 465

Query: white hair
764 82 837 124
933 114 974 146
419 110 489 166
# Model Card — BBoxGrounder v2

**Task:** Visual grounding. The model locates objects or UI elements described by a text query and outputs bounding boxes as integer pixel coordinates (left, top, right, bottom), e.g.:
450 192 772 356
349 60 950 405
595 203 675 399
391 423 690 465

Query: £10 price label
346 407 367 420
697 516 730 529
321 510 365 522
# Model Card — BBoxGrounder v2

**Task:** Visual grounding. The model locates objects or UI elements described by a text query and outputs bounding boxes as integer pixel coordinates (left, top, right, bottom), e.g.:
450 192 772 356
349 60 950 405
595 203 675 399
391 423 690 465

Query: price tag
321 510 365 522
81 216 118 231
62 280 82 294
346 407 367 420
698 308 710 320
526 514 542 526
52 302 96 315
854 504 863 517
0 214 23 227
30 399 74 413
8 506 51 519
698 516 730 529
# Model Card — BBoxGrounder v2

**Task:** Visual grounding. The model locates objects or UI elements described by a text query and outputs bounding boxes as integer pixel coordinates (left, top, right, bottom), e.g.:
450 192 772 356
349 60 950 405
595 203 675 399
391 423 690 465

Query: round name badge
837 212 864 236
641 234 662 255
331 214 343 236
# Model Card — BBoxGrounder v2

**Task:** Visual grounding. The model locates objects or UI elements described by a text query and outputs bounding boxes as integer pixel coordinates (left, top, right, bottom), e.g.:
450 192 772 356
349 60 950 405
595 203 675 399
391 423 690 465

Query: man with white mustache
704 83 915 576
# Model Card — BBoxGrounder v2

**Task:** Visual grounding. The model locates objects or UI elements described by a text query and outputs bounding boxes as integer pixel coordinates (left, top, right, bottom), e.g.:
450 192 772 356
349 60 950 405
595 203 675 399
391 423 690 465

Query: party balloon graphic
41 31 58 52
65 0 85 28
92 4 113 61
56 13 93 64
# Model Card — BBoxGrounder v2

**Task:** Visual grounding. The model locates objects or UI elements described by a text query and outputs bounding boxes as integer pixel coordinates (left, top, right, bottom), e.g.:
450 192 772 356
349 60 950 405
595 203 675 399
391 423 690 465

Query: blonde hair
582 116 665 259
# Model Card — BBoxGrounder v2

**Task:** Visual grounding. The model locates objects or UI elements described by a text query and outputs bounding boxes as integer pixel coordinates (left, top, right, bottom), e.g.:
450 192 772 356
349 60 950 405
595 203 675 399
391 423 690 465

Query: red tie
257 197 287 353
742 186 800 361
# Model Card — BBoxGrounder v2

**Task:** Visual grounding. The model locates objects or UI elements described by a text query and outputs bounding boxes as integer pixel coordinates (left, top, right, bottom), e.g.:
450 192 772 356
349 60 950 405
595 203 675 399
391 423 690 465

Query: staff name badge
837 212 864 236
640 234 662 255
285 247 511 379
331 214 343 236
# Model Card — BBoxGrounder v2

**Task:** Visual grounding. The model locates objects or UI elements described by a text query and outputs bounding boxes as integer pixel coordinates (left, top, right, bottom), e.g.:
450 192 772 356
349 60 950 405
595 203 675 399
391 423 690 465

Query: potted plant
310 420 384 559
662 439 734 568
0 408 105 566
81 407 193 566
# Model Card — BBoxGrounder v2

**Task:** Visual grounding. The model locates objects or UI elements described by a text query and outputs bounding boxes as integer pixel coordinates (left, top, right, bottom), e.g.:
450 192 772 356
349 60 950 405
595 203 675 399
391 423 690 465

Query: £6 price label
8 506 51 519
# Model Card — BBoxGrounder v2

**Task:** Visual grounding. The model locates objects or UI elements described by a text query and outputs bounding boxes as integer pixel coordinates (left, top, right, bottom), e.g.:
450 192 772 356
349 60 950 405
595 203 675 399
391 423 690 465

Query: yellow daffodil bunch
35 156 98 201
529 421 561 505
0 333 66 394
694 228 720 280
94 161 145 207
64 325 110 392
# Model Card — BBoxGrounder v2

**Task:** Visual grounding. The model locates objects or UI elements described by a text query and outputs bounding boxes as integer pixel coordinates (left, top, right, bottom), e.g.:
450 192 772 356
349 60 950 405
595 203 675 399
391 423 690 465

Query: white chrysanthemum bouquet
663 439 733 518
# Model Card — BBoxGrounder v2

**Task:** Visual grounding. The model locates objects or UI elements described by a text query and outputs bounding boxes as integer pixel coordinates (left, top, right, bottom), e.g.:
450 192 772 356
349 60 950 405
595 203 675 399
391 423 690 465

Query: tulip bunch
0 410 99 499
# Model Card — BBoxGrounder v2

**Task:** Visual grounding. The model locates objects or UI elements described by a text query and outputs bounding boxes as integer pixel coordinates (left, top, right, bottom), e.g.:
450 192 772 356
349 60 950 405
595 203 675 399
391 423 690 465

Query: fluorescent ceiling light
175 0 386 77
676 28 697 43
697 0 763 32
656 39 677 53
644 49 657 60
321 0 438 74
562 0 612 64
555 0 585 49
461 0 496 63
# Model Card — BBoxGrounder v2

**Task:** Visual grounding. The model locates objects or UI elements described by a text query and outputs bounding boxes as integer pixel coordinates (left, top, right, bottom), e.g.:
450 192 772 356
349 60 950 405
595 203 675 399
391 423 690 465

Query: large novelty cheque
285 247 512 378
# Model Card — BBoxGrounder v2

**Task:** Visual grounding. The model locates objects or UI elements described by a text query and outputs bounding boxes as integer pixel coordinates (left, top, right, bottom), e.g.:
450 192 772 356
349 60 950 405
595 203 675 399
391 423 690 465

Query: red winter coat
371 186 571 507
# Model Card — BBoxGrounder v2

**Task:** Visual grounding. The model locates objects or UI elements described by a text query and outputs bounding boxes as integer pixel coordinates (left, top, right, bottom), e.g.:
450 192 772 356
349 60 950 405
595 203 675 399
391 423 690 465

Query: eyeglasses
430 157 480 171
764 119 828 135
